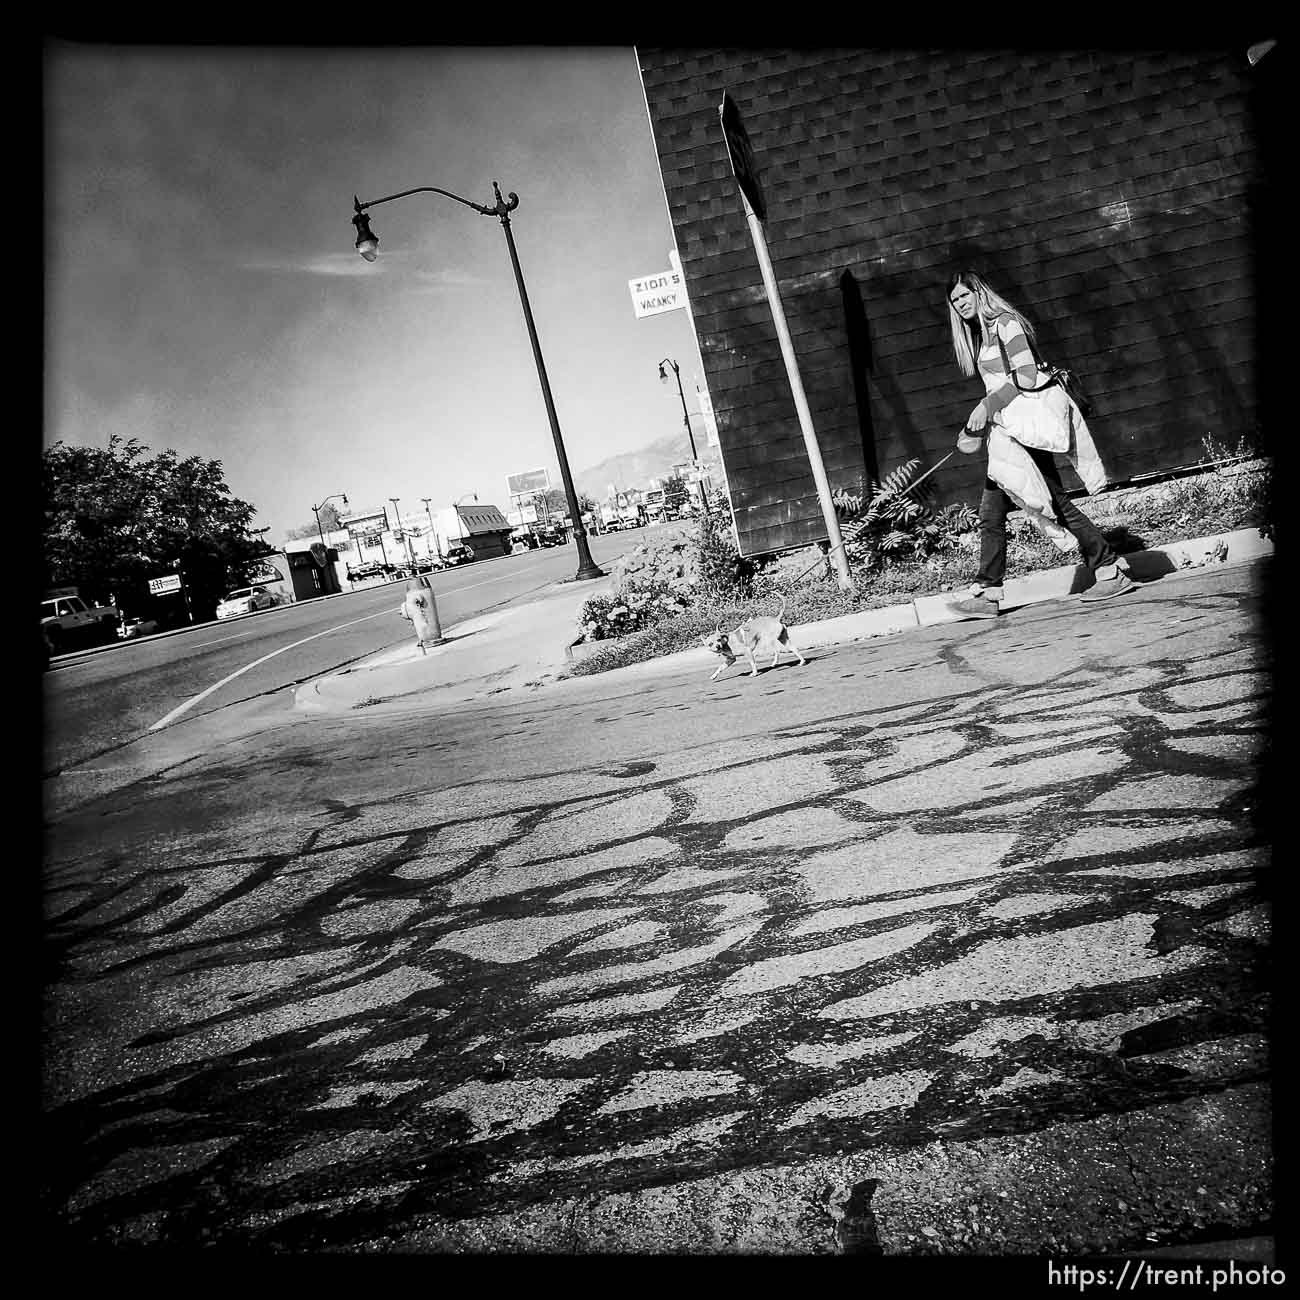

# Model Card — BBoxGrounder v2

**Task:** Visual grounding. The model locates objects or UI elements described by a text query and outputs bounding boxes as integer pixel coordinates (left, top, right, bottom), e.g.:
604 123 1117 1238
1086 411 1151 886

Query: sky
45 44 708 540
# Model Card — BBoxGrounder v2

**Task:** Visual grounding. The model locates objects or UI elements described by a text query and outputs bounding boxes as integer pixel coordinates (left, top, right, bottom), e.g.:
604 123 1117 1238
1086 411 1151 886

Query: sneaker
948 594 1000 619
1081 572 1137 602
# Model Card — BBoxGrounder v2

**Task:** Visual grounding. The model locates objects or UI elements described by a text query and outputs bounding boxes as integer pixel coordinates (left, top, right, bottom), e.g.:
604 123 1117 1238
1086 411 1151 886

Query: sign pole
719 92 853 591
739 190 852 590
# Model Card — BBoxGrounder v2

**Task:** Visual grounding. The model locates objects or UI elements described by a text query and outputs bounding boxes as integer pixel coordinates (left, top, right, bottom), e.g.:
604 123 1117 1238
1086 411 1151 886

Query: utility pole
390 498 415 568
421 497 442 559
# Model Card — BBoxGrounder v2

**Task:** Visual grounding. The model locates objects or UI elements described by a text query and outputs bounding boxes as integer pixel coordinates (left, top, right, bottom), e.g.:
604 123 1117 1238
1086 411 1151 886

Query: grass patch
564 461 1271 679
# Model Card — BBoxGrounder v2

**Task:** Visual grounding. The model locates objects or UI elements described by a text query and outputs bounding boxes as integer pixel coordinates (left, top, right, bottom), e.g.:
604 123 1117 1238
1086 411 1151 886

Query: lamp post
421 497 442 560
451 492 477 555
658 358 710 516
389 497 416 568
352 183 604 581
311 492 349 548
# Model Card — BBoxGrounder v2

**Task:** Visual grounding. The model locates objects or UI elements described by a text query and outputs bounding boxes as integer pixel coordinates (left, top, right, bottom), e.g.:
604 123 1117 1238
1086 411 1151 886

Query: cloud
238 253 488 288
407 268 492 289
241 252 380 277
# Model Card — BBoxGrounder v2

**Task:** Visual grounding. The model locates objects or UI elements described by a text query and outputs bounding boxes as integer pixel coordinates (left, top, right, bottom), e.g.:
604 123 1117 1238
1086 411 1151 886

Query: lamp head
658 362 668 381
352 203 379 262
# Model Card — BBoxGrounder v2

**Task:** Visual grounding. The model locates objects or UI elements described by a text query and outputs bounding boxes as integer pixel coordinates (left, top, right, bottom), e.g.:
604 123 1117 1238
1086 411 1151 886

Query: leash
787 449 960 586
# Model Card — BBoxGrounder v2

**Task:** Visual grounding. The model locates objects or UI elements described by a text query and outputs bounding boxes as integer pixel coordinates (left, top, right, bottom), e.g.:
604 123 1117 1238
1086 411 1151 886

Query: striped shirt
977 312 1039 416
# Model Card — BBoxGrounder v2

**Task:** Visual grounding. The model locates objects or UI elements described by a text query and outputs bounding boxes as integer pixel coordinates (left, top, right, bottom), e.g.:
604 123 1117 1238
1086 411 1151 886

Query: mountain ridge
573 433 722 502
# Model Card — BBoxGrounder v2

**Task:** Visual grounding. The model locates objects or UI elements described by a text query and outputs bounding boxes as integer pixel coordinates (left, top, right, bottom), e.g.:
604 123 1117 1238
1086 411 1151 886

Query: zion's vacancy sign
628 268 685 318
149 574 182 595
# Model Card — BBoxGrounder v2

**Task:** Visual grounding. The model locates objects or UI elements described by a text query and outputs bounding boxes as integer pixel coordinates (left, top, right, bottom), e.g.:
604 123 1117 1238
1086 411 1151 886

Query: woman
945 269 1135 618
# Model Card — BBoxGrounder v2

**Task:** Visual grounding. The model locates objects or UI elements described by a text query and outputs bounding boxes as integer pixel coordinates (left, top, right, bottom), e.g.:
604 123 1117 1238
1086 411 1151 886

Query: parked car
117 616 160 640
41 590 120 655
215 585 276 620
443 543 474 565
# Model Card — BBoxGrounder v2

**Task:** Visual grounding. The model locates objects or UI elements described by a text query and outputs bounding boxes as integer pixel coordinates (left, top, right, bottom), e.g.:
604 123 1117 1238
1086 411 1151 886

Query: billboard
507 468 550 496
340 511 386 531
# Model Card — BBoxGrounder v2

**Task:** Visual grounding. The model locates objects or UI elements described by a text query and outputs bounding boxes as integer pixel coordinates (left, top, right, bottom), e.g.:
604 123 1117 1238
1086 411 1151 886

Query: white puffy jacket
982 367 1108 546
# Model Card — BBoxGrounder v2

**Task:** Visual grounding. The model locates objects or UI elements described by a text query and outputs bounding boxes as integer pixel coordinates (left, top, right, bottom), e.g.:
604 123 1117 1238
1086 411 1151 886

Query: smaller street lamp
658 359 710 515
312 492 349 548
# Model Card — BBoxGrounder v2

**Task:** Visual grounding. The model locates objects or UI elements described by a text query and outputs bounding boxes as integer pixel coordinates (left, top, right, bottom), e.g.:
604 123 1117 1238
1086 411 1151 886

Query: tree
662 476 689 513
285 501 345 542
540 486 596 522
42 435 274 622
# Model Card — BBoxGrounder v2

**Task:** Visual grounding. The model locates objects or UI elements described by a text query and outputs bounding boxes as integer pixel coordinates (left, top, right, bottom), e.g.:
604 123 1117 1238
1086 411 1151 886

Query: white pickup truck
42 589 120 656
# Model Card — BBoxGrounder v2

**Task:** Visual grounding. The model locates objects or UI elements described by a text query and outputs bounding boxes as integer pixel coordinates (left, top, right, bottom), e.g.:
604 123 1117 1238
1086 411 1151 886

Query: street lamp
658 358 710 516
389 497 415 567
311 492 349 547
351 183 604 582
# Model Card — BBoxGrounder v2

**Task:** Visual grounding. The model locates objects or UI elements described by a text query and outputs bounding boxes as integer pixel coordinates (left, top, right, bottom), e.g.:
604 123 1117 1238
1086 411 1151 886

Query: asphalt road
42 528 657 777
40 559 1275 1255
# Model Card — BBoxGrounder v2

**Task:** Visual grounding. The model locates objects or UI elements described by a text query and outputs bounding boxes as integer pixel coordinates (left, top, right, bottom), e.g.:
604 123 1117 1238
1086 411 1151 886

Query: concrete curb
912 527 1272 628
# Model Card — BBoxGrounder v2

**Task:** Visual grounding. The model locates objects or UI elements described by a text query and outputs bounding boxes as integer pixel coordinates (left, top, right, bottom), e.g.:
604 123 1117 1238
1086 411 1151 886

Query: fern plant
839 459 951 570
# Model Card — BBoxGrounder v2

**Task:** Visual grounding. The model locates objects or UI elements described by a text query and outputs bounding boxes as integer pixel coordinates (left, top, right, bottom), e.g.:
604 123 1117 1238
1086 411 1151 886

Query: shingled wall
637 48 1261 558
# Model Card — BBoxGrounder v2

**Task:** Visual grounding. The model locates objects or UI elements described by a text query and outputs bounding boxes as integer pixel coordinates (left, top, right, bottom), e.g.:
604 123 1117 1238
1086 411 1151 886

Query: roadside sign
507 468 550 496
719 91 767 221
340 511 386 530
149 574 182 595
628 268 686 318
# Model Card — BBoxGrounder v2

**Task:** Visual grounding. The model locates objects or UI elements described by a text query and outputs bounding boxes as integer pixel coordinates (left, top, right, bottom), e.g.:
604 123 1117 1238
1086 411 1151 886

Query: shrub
838 460 978 571
692 507 755 599
578 578 691 642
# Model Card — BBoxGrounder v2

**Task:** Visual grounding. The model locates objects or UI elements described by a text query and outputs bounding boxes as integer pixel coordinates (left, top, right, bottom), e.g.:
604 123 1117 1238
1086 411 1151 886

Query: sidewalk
293 526 1272 716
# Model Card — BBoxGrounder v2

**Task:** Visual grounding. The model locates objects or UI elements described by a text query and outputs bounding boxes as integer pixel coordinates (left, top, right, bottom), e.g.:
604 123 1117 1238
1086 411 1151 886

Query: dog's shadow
714 651 822 684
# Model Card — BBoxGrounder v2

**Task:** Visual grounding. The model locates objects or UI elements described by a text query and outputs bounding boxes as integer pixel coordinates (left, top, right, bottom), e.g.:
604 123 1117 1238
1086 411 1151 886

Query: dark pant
976 446 1117 589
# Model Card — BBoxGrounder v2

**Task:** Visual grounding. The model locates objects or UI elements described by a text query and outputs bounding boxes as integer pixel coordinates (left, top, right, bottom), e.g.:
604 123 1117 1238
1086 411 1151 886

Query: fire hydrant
399 576 444 654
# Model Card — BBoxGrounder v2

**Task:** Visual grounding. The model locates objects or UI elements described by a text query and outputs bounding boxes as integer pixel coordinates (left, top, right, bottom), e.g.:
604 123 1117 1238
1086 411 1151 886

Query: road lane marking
149 568 557 730
443 570 533 593
148 607 400 731
188 629 266 649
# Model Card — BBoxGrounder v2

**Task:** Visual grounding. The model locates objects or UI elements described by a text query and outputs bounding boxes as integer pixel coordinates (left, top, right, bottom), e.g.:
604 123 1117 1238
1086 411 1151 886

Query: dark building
450 504 514 561
638 47 1265 558
263 544 342 604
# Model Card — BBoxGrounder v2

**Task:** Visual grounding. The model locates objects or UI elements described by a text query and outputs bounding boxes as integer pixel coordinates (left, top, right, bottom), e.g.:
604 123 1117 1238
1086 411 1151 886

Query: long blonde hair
947 270 1037 377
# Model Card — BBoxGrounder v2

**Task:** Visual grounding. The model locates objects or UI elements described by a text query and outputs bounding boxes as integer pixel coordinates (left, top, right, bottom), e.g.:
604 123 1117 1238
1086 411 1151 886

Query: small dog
703 595 806 682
